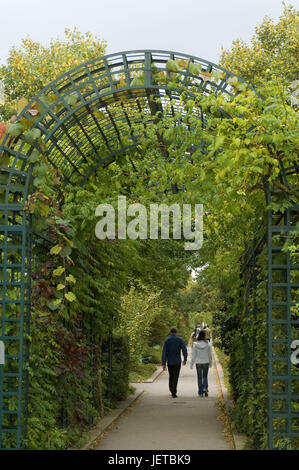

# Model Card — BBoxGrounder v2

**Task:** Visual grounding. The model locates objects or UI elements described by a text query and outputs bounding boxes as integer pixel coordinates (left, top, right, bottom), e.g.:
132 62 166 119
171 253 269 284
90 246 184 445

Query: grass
128 344 162 382
129 363 157 382
146 346 162 364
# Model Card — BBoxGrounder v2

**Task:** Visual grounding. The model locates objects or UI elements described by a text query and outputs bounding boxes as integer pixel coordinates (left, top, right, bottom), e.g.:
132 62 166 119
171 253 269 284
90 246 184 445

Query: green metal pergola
0 49 298 449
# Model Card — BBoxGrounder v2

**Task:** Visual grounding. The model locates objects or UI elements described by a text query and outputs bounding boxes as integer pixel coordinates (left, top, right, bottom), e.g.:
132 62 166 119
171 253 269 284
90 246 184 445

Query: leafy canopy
220 3 299 85
0 28 106 120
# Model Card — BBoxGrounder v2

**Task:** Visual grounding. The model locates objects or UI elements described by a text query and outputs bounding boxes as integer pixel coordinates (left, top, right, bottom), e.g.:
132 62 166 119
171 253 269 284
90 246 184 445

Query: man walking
162 327 188 398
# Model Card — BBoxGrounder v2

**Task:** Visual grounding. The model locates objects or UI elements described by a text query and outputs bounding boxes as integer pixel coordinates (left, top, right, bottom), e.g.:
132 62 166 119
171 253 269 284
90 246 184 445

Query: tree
117 283 162 366
0 28 106 119
220 3 298 85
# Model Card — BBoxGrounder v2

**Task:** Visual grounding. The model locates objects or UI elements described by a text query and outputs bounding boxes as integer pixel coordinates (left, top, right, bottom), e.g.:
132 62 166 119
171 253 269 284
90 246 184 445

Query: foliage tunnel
0 49 298 449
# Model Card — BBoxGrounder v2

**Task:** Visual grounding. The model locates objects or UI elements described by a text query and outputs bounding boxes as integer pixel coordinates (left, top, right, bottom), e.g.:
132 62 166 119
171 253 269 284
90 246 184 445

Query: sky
0 0 293 66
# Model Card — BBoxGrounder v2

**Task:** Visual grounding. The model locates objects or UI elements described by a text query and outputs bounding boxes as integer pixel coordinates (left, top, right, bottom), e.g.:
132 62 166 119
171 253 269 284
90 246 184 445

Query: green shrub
102 335 130 406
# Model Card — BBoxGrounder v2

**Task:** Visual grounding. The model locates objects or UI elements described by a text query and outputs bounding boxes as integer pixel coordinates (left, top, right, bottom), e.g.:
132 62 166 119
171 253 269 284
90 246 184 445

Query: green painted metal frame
0 49 297 449
266 166 299 449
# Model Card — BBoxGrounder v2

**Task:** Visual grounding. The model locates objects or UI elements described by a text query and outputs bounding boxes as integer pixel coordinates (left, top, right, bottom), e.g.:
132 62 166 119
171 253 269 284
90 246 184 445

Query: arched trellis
0 50 298 449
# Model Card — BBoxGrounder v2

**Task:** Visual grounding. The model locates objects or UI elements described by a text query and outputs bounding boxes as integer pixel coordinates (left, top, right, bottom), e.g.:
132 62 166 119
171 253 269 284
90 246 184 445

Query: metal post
267 183 273 450
244 252 249 398
108 328 113 407
22 214 33 447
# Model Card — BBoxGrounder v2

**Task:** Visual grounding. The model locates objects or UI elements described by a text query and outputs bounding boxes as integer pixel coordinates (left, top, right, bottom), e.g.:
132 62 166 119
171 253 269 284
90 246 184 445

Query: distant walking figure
203 324 211 342
162 327 187 398
190 330 212 397
188 324 201 347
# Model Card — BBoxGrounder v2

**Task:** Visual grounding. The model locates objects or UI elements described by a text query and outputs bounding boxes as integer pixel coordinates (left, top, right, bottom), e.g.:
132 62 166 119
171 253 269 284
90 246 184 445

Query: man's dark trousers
162 333 187 397
168 364 181 396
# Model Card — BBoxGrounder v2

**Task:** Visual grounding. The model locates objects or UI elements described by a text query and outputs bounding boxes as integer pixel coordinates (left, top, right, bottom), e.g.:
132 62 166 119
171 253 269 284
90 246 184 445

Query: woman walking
190 330 212 397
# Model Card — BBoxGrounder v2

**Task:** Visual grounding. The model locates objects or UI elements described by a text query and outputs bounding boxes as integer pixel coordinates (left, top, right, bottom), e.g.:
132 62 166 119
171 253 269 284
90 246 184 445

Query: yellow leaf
65 292 76 302
17 97 28 114
50 244 62 255
60 234 73 246
53 266 65 276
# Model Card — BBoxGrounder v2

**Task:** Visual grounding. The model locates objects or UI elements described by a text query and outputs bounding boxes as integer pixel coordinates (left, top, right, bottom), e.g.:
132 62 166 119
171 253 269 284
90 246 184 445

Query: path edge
212 346 247 451
74 388 144 450
131 365 164 383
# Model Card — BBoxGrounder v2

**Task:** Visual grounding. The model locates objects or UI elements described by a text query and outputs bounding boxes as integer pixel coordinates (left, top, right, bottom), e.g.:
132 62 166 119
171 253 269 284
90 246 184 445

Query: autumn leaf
0 123 6 140
199 71 212 82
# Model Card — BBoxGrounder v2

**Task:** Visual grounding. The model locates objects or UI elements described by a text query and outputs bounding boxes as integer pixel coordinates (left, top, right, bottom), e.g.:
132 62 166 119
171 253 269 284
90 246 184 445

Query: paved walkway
95 351 231 450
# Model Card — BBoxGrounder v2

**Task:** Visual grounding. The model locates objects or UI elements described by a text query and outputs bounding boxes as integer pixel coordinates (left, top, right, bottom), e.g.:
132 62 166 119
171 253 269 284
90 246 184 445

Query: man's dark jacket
162 334 188 366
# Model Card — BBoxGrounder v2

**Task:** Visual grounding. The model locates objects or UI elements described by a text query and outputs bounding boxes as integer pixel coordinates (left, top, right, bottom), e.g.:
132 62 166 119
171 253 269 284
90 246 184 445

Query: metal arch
0 49 297 449
0 49 247 449
0 49 243 449
0 49 244 197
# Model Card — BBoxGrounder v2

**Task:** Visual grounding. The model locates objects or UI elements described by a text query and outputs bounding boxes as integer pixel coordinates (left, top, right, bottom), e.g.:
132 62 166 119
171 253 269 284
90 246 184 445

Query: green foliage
102 335 130 405
116 283 162 366
17 71 298 448
220 4 299 85
25 309 68 449
24 305 101 449
0 28 106 120
144 345 163 365
0 10 298 449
